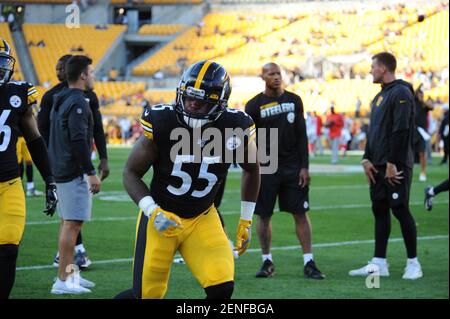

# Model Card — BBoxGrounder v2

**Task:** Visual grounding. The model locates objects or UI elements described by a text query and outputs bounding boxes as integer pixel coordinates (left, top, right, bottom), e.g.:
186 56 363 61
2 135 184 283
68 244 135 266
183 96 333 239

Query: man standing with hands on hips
350 52 422 280
48 55 101 294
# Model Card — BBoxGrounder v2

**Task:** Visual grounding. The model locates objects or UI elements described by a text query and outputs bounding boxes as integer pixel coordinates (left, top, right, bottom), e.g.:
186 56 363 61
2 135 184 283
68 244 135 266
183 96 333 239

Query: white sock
27 182 34 190
262 254 272 262
407 257 419 265
429 187 435 196
75 244 86 254
55 251 59 258
303 253 313 265
372 257 387 265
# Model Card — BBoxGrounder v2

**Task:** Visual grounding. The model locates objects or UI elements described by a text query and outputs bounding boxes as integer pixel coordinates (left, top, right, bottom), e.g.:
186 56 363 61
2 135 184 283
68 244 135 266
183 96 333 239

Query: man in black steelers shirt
245 62 325 280
349 52 422 280
121 60 260 299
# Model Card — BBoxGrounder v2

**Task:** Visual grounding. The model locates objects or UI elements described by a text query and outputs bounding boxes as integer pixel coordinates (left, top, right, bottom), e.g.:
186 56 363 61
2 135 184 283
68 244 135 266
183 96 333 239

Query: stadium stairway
11 30 38 84
79 0 109 25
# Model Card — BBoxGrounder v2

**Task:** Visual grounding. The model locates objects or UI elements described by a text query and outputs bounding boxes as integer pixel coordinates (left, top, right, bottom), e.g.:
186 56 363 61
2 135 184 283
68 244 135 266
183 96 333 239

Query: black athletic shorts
370 164 412 208
255 165 309 217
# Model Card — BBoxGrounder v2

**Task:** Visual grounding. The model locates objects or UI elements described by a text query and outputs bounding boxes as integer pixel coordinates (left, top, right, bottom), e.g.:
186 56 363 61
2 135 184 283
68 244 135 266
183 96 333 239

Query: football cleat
424 186 434 211
256 259 275 278
304 260 325 280
74 251 92 270
52 254 59 267
349 261 390 277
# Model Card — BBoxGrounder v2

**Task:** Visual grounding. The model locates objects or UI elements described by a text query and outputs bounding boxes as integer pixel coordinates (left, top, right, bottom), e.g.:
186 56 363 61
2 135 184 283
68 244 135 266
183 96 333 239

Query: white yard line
16 235 448 271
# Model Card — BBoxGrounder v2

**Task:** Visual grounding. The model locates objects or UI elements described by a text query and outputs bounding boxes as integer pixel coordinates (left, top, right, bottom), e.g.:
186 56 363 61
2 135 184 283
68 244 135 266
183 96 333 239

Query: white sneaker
419 173 427 182
402 261 423 280
79 276 96 288
349 262 390 277
50 278 91 294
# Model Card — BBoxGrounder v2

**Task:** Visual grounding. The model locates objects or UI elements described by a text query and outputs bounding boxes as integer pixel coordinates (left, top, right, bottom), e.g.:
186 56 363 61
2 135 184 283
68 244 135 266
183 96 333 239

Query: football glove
151 208 183 237
44 182 58 217
235 219 252 256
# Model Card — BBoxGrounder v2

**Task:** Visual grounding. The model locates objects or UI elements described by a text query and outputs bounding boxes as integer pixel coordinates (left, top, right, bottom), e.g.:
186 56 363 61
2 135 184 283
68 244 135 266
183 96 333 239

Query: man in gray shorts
48 55 101 294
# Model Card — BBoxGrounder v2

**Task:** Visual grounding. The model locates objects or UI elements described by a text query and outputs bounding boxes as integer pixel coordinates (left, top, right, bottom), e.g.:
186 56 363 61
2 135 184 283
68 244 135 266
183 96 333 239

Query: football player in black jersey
122 60 260 299
245 62 325 279
0 38 58 299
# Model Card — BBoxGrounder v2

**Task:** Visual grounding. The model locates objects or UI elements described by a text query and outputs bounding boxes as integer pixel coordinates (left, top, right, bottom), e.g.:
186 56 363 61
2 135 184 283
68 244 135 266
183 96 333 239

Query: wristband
138 196 158 217
240 201 256 221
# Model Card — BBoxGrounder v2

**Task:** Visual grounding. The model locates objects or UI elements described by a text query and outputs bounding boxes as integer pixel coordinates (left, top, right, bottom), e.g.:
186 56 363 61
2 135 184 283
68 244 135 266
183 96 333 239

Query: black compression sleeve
70 139 95 175
26 136 55 184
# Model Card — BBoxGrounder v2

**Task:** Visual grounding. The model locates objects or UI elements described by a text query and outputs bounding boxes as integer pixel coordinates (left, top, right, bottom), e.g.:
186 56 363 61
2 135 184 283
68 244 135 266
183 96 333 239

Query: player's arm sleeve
387 90 413 164
139 107 154 141
90 93 108 159
37 91 52 145
67 101 95 174
296 97 309 169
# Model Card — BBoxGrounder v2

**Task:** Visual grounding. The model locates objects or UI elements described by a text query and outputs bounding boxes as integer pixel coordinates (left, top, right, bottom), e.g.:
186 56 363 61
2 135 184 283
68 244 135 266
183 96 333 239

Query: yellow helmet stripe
194 60 212 89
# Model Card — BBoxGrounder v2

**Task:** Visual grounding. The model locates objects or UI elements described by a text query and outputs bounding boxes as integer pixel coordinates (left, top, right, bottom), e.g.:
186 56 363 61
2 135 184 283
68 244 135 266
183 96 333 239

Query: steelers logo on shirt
287 112 295 123
9 95 22 108
226 135 242 150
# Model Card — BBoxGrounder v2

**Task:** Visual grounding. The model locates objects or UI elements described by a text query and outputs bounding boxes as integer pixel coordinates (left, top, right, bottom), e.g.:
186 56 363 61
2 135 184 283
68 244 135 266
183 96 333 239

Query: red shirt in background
326 113 344 139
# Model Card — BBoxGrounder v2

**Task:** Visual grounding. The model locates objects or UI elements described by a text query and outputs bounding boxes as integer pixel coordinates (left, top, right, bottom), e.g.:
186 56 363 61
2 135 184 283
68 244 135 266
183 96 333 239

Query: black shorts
370 164 412 208
413 128 426 153
255 166 309 217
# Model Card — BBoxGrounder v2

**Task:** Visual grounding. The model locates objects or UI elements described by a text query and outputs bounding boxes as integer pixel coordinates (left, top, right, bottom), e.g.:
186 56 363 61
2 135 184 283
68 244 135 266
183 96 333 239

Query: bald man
245 63 325 279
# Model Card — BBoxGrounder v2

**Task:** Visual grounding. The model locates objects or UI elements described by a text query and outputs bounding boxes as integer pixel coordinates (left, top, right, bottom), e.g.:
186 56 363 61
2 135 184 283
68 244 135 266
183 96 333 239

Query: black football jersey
140 104 255 218
0 81 38 182
245 90 308 168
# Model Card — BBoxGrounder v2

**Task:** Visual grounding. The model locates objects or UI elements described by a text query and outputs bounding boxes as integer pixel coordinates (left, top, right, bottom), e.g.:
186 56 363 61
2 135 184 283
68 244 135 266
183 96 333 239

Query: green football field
11 147 449 299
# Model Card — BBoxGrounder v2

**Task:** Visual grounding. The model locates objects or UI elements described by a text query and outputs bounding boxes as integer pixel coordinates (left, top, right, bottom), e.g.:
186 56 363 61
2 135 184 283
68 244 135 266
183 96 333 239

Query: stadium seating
110 0 202 4
354 7 449 74
23 24 126 86
138 24 186 35
0 0 72 3
0 22 23 81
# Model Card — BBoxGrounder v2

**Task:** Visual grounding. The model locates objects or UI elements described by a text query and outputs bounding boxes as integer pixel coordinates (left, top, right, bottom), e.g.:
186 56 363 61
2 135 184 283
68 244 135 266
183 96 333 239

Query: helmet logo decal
186 86 205 99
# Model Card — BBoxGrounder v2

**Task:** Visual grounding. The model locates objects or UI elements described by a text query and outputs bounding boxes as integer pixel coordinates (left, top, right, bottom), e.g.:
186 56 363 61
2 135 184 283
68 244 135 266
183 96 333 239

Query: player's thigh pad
133 211 179 299
179 206 234 288
0 178 25 245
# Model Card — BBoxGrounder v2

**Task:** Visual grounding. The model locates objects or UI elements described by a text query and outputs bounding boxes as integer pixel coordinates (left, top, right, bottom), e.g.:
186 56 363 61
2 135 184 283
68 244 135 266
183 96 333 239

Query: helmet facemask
176 86 227 129
0 53 15 86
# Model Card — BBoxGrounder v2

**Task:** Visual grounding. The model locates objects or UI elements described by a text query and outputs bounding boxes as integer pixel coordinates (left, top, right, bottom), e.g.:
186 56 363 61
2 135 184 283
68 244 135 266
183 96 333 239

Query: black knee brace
205 281 234 299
